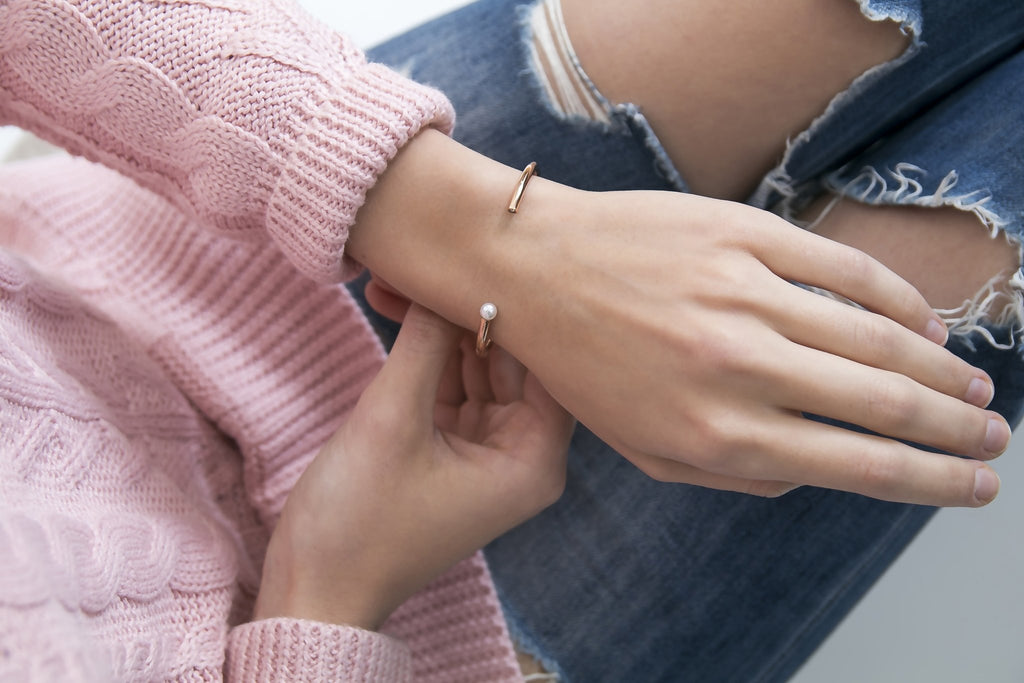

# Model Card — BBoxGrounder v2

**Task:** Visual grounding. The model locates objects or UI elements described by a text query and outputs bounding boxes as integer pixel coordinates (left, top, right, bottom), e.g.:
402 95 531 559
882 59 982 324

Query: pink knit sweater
0 0 522 680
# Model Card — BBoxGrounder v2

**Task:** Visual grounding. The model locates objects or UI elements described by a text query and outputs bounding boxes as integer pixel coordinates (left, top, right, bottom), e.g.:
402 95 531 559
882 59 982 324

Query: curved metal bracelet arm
507 161 537 214
476 162 537 357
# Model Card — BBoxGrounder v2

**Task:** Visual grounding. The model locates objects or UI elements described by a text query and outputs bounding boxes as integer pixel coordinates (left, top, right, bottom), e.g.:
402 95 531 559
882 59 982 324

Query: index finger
755 216 950 346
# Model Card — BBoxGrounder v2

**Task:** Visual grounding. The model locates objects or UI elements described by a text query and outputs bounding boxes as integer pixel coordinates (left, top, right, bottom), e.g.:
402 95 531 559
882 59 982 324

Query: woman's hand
499 185 1007 506
349 130 1007 508
254 304 574 631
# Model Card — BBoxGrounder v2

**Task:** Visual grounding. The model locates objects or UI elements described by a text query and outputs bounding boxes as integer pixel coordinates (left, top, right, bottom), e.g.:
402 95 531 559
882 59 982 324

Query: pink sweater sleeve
0 0 454 282
225 619 412 682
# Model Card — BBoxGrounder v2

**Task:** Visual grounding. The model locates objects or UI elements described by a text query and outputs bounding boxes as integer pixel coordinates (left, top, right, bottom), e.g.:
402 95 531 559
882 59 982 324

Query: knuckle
894 284 925 317
702 342 747 375
854 451 902 492
687 415 741 472
851 317 898 363
634 412 751 482
838 247 876 290
712 255 756 294
866 375 919 427
687 328 746 374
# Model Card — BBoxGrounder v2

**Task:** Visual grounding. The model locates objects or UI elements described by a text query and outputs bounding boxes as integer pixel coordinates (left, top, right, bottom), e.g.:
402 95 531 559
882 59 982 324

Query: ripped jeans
359 1 1024 680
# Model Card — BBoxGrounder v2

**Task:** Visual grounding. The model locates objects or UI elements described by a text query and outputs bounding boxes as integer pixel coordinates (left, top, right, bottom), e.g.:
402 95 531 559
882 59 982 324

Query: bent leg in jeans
357 1 1024 679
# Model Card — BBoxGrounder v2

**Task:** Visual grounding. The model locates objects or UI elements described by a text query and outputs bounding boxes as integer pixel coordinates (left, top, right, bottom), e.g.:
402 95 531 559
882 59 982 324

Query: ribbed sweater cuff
226 618 412 682
268 64 455 283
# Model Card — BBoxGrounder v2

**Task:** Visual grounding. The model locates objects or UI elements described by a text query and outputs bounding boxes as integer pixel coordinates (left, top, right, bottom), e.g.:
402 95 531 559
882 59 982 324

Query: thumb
365 274 412 322
376 303 461 410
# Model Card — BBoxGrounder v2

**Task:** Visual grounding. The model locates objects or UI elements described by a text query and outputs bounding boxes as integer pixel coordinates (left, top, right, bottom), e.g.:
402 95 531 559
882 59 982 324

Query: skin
349 129 1005 507
255 304 575 629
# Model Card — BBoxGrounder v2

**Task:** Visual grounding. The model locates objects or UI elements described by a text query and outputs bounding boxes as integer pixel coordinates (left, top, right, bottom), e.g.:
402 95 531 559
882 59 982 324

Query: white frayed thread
935 269 1024 350
809 163 1023 347
525 0 611 125
833 163 1008 237
523 674 561 682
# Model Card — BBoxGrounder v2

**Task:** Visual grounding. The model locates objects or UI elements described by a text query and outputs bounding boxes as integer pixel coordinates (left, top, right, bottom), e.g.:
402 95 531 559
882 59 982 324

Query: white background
3 2 1020 680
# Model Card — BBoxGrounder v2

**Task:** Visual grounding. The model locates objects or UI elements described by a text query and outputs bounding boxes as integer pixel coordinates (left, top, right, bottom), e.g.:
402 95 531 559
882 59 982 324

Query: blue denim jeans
358 1 1024 680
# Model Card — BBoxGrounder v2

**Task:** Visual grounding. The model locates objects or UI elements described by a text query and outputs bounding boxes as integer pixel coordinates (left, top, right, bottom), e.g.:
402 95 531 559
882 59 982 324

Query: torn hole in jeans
750 0 921 211
803 163 1024 351
519 0 687 190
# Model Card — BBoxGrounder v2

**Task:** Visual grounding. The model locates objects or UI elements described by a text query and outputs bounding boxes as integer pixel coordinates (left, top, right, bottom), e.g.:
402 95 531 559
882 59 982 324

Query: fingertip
965 375 995 409
365 278 412 322
973 465 1000 506
924 317 949 346
983 414 1011 458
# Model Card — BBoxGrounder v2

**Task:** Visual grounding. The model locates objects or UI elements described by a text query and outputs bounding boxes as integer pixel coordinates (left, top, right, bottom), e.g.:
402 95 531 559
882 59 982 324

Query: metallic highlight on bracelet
476 302 498 358
507 161 537 214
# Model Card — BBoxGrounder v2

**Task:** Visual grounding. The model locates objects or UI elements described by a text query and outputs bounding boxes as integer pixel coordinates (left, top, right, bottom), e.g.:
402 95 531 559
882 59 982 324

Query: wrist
254 588 389 633
254 510 394 631
347 130 575 343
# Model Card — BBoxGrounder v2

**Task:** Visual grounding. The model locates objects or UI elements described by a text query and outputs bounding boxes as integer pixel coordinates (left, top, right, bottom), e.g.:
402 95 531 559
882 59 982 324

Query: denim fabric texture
354 1 1024 680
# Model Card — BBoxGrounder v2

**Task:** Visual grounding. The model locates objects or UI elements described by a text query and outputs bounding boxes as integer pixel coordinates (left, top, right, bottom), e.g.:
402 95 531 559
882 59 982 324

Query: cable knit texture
0 0 454 282
0 0 521 680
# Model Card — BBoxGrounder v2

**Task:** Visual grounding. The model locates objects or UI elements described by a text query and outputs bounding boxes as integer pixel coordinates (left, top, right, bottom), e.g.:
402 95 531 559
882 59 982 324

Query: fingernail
984 417 1010 455
974 467 1000 504
925 318 949 346
965 377 995 408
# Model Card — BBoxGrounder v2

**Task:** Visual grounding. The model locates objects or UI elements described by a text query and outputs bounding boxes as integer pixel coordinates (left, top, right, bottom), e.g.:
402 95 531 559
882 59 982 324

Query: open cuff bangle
476 162 537 358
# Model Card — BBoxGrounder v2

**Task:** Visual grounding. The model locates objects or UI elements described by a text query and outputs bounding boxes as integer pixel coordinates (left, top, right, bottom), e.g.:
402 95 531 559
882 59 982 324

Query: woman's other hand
255 304 574 630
